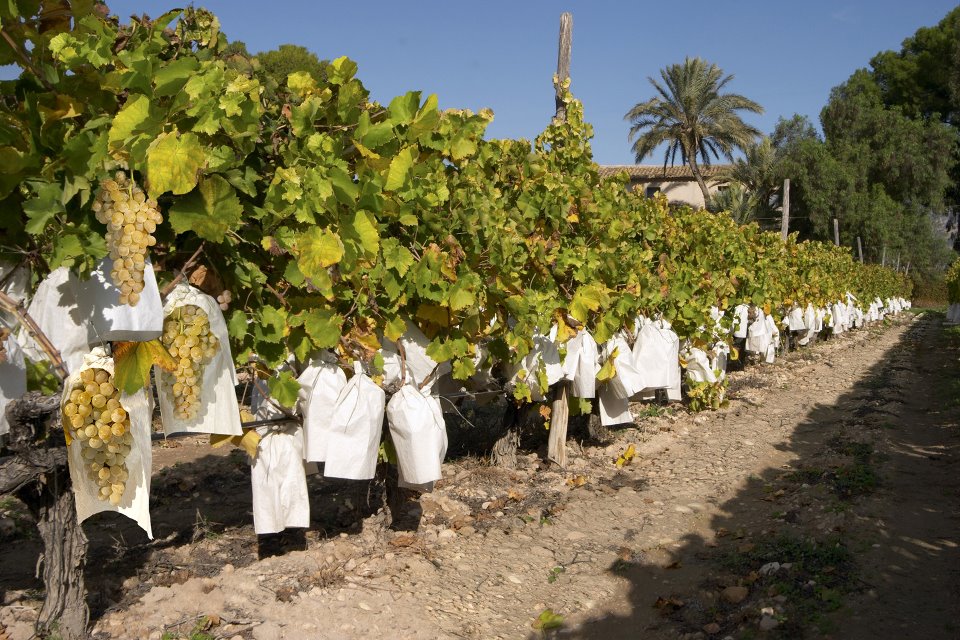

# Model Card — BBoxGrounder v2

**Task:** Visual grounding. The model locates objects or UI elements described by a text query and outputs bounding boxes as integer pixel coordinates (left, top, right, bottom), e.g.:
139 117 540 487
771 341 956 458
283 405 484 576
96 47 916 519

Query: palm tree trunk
688 155 712 210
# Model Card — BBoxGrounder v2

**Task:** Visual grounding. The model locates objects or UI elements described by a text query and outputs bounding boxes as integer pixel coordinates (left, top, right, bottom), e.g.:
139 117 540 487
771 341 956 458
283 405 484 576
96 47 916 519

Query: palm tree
625 57 763 208
712 182 759 224
720 136 781 218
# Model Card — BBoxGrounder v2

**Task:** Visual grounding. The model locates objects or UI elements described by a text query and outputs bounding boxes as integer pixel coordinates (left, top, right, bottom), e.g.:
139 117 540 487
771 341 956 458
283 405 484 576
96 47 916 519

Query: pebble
703 623 721 635
566 531 587 541
758 562 781 576
759 614 779 631
507 575 523 584
721 586 749 604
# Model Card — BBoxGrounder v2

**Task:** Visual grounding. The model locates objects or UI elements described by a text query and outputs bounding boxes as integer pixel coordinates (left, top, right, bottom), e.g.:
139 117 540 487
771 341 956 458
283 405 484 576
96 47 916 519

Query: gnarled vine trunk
1 392 89 640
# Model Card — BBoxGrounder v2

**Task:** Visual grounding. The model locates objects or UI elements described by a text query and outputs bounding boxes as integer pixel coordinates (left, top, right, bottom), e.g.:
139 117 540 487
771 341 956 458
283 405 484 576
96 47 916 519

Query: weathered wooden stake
833 218 840 247
554 12 573 120
857 236 864 263
780 179 790 241
896 253 901 271
548 12 573 467
905 261 911 276
882 246 887 267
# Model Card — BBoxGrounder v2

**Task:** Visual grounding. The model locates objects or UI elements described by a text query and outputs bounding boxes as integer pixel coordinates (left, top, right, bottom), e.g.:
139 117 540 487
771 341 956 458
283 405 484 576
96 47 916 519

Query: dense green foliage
0 3 910 409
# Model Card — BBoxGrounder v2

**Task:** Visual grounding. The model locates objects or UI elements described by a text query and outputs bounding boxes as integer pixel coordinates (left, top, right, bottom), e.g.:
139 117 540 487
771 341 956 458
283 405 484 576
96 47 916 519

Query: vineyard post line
548 11 573 469
857 236 864 264
780 179 790 241
833 218 840 247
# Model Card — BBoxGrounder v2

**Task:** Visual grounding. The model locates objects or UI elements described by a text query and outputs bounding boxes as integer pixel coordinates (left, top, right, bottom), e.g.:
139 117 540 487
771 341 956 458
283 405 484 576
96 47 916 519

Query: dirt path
2 312 958 640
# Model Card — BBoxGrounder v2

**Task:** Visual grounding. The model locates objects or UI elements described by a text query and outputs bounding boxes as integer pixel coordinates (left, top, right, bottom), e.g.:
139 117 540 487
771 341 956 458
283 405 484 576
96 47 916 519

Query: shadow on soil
560 313 960 640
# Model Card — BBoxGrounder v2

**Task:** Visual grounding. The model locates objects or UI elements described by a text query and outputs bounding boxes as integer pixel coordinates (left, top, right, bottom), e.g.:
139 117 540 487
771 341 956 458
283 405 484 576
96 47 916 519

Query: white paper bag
507 333 563 401
598 382 632 426
18 268 90 375
247 382 310 534
387 384 447 485
298 352 347 463
251 424 310 535
85 257 162 341
632 319 680 391
0 262 29 329
62 348 153 538
381 322 452 388
787 306 805 332
0 333 27 437
603 333 645 398
683 346 717 383
733 304 750 339
745 313 771 354
156 284 242 436
561 329 598 398
324 363 386 480
764 314 779 363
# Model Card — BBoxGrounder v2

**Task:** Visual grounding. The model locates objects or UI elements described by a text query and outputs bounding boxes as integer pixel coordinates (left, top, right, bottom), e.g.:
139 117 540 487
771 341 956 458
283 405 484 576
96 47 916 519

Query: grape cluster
92 172 162 306
62 368 132 506
161 305 219 420
216 289 232 311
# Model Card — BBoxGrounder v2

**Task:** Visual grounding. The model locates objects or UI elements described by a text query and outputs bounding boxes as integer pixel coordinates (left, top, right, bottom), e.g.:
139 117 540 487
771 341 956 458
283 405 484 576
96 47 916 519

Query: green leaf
352 209 379 258
385 146 416 191
303 309 344 349
146 131 207 197
569 283 610 323
108 94 163 155
361 121 395 150
295 227 344 282
329 166 359 204
22 181 64 235
267 371 301 409
382 238 415 276
227 309 248 340
286 70 316 96
167 174 243 241
387 91 421 125
532 609 564 632
447 281 474 311
153 57 200 96
255 305 287 343
327 56 358 85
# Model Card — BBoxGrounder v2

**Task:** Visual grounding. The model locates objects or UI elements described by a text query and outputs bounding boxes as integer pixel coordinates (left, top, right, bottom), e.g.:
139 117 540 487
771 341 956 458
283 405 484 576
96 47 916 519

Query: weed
547 565 566 583
831 462 879 498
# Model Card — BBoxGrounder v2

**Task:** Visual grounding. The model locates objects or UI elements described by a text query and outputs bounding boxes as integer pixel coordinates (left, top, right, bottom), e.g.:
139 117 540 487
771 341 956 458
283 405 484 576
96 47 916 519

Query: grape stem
160 242 205 298
0 290 68 380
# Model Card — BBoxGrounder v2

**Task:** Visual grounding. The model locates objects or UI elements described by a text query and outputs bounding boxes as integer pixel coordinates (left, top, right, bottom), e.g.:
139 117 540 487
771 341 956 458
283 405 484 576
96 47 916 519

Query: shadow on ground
561 313 960 640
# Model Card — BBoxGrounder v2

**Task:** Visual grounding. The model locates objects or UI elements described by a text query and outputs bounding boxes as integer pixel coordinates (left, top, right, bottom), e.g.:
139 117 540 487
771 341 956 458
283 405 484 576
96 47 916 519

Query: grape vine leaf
295 227 344 281
114 339 177 395
385 146 416 191
146 131 207 197
168 174 243 241
303 309 343 349
267 371 301 409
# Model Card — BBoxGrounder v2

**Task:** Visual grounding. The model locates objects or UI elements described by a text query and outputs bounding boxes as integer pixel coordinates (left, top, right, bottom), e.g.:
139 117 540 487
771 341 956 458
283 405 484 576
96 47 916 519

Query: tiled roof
598 164 731 180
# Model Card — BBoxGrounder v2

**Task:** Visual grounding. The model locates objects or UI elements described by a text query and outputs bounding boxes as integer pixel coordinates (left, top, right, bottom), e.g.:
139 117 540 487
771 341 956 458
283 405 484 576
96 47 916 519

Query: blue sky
10 1 959 164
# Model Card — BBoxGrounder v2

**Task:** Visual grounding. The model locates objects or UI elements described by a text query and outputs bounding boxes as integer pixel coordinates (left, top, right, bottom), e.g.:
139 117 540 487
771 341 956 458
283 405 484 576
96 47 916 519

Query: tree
256 43 326 88
624 57 763 208
719 136 779 222
711 182 758 224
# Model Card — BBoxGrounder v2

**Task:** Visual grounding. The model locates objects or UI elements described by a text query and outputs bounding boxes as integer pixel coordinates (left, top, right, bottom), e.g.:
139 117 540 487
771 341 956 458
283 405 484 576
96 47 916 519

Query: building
598 164 731 209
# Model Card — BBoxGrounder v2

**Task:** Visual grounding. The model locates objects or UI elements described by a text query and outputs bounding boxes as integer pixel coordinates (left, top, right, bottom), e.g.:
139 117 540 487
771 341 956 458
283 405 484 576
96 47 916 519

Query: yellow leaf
596 348 618 382
615 443 636 468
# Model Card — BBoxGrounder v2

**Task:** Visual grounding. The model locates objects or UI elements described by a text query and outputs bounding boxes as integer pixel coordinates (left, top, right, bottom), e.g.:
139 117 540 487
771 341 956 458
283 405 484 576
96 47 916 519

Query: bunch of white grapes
161 305 219 420
92 172 162 306
62 368 132 506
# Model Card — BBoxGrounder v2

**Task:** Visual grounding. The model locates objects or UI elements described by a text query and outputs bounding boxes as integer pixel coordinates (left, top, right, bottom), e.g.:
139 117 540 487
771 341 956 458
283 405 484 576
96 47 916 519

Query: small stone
759 614 779 631
459 526 476 537
507 575 523 584
703 622 721 635
566 531 587 541
721 585 749 604
358 602 371 611
438 529 456 542
759 562 781 576
221 563 235 574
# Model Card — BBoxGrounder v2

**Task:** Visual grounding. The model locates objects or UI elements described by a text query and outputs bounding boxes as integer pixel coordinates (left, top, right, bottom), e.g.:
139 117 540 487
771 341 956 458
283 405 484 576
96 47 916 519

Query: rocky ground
1 311 957 639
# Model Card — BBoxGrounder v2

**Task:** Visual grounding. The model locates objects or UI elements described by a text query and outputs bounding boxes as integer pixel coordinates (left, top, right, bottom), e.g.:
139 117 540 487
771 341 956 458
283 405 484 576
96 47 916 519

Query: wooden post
833 218 840 247
896 253 901 271
780 179 790 241
905 261 911 276
882 246 886 267
548 12 573 468
856 236 864 263
554 12 573 120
